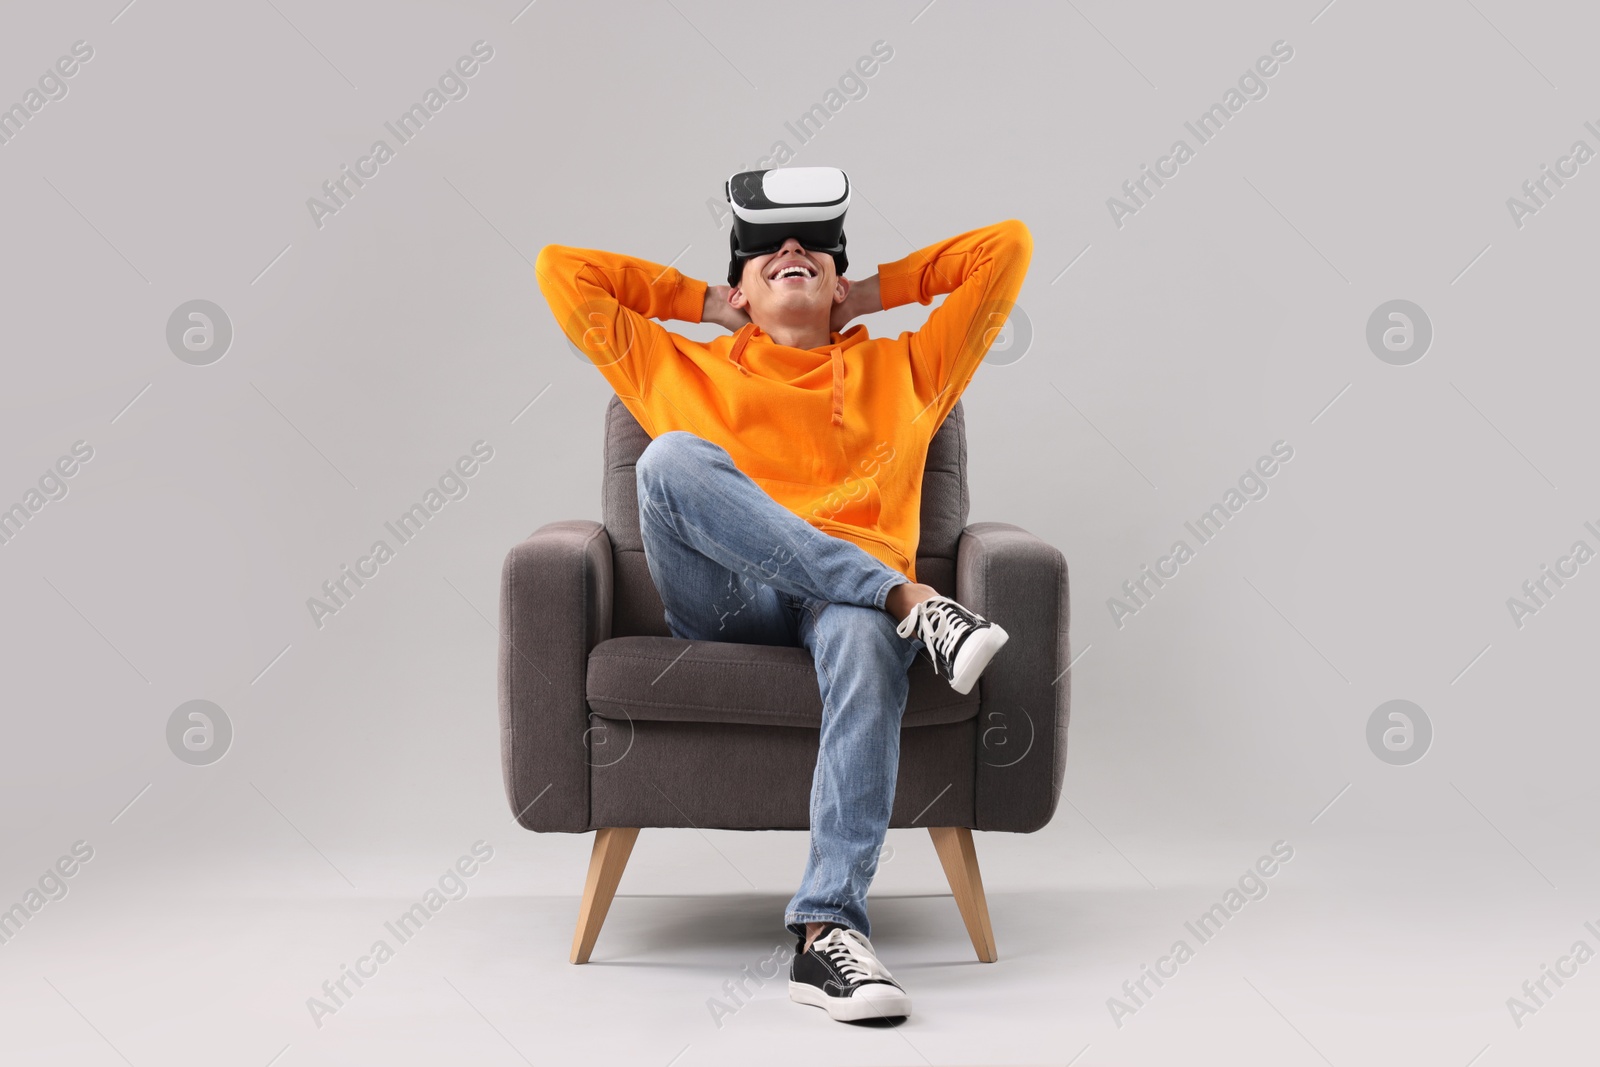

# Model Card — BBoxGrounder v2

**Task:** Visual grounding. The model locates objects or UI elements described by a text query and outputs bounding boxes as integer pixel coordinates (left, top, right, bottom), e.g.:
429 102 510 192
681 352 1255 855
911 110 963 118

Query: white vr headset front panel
728 167 850 225
763 167 847 206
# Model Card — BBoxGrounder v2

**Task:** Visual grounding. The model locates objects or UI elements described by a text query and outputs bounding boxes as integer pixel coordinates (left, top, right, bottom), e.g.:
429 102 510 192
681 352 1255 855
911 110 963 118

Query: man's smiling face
730 237 846 335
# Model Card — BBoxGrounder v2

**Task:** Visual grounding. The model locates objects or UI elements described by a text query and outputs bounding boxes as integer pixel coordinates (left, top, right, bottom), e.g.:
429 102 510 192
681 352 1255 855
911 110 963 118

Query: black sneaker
895 594 1009 695
789 924 912 1021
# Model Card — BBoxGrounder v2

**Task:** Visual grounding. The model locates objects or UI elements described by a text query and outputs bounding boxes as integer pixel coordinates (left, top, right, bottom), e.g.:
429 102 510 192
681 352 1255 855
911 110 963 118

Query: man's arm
873 219 1033 418
535 244 709 396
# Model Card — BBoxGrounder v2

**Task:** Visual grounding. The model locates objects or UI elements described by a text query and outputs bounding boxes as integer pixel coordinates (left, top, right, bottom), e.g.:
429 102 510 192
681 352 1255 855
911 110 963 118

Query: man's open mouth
768 261 817 281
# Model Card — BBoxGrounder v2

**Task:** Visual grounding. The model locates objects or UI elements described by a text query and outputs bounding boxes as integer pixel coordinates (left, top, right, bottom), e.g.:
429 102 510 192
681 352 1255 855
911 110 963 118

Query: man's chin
765 292 827 314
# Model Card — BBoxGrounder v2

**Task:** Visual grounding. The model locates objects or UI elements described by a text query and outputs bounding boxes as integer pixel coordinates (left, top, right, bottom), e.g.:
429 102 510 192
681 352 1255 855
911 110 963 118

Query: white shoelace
894 595 974 676
817 928 896 984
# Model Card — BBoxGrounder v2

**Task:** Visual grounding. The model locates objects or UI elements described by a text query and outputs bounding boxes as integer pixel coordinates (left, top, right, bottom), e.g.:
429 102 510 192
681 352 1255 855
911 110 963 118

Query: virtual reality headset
726 167 850 287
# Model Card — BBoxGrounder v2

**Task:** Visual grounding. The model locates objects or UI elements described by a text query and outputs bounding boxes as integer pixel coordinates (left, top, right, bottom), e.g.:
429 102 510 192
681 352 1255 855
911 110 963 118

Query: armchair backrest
600 395 971 638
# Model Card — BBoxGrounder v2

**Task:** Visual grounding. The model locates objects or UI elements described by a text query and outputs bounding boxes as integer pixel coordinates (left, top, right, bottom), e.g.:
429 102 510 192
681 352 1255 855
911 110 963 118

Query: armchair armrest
499 519 614 833
956 521 1070 833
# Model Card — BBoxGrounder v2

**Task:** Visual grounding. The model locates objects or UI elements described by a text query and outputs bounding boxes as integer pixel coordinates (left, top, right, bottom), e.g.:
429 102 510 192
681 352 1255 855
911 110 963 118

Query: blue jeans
634 431 922 940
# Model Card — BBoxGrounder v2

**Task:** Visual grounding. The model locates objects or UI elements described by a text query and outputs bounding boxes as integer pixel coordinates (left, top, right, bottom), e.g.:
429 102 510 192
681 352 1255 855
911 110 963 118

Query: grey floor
3 814 1592 1066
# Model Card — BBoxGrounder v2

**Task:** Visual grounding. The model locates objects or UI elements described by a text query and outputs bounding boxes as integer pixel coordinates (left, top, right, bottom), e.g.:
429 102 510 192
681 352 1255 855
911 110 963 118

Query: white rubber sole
948 622 1009 695
789 980 912 1021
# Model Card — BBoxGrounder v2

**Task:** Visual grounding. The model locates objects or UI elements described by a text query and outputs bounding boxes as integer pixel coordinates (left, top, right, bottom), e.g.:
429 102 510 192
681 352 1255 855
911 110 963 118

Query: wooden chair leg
571 827 639 964
928 826 998 962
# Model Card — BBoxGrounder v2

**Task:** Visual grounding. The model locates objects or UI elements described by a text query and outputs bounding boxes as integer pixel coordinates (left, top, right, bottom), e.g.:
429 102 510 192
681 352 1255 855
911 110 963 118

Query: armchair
498 395 1070 963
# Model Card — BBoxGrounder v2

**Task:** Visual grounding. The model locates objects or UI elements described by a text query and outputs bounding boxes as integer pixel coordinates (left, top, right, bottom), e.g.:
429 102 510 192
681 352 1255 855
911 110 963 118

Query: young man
536 173 1031 1021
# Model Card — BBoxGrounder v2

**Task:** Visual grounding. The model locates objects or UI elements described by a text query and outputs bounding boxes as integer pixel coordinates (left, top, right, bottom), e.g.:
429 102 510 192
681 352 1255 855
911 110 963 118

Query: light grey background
2 1 1597 1064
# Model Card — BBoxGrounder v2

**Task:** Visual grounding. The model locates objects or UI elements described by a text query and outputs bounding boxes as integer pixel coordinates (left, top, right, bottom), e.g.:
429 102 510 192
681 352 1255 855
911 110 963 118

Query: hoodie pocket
803 463 889 542
753 471 878 534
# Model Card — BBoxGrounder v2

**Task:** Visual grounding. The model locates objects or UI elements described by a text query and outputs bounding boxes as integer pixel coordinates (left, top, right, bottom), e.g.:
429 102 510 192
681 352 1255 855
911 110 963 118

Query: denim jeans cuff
873 574 907 612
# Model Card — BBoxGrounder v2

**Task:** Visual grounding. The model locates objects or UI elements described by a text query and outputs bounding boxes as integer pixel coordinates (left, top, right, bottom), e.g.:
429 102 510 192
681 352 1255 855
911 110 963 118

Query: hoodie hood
725 323 869 428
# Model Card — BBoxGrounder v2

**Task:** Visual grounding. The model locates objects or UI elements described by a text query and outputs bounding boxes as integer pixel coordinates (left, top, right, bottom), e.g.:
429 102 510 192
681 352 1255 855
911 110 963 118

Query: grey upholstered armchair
498 395 1070 964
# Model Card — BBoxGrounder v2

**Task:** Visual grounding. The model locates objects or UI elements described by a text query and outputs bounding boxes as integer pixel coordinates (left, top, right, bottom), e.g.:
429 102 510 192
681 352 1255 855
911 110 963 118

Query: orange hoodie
536 218 1032 581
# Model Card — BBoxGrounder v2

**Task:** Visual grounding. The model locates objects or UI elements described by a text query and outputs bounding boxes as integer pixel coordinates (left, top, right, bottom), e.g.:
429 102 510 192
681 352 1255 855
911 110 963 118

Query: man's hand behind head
830 273 880 335
703 285 752 333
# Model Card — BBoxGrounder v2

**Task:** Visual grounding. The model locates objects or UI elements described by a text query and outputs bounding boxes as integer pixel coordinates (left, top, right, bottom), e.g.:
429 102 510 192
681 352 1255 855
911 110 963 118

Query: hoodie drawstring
728 323 755 375
829 344 844 427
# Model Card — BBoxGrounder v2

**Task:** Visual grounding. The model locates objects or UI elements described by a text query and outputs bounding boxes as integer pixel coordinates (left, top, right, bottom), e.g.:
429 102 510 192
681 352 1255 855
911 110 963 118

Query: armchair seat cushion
585 636 980 730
